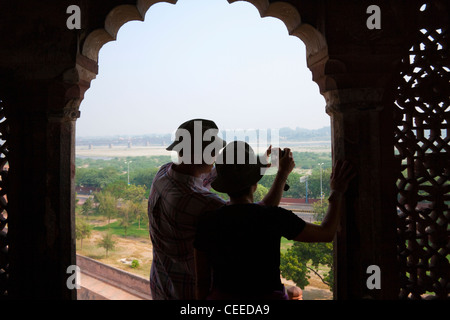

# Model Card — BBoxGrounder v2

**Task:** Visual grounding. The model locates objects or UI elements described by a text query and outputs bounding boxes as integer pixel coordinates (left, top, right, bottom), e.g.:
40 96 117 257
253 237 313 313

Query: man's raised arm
260 147 295 207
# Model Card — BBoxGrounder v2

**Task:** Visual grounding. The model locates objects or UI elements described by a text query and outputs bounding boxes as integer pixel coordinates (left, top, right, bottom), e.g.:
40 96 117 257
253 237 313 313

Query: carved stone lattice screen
394 3 449 299
0 100 9 297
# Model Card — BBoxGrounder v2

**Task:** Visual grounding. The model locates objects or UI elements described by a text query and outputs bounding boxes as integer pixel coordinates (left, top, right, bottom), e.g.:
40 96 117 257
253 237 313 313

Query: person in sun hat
193 141 356 300
165 118 226 166
148 120 294 300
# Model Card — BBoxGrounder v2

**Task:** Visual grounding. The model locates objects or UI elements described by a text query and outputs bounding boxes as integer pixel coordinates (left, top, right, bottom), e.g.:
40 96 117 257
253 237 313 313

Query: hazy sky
76 0 328 137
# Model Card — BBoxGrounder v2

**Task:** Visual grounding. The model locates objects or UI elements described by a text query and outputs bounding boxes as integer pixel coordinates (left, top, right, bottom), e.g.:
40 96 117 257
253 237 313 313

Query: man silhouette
148 119 292 299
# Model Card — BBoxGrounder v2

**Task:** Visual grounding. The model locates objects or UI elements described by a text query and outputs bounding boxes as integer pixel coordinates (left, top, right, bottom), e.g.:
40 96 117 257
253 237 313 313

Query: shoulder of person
160 162 172 171
255 203 291 213
196 189 224 201
154 162 172 179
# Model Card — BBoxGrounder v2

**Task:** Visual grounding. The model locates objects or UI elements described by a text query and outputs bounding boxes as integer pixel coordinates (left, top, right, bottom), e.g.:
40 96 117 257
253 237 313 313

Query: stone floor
79 272 144 300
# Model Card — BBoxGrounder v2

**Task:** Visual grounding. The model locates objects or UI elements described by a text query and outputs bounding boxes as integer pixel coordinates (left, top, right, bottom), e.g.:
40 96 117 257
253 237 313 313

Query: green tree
307 168 332 199
118 201 131 237
94 191 118 225
104 182 148 232
76 218 92 250
123 184 147 203
282 172 306 198
103 180 129 199
258 169 329 200
258 172 276 191
130 167 159 189
292 151 332 170
280 202 334 290
104 182 147 204
81 197 94 218
76 167 121 188
131 199 148 230
280 198 334 291
253 184 269 202
312 200 329 221
118 199 142 236
280 251 310 288
280 238 334 290
98 232 116 257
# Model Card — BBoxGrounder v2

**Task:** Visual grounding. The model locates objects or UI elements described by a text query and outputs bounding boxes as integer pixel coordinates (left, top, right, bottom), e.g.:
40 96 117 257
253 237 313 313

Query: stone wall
76 254 152 300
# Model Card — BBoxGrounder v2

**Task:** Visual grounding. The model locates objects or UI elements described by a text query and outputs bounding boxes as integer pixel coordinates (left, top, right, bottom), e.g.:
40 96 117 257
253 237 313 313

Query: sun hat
166 118 226 152
212 141 268 193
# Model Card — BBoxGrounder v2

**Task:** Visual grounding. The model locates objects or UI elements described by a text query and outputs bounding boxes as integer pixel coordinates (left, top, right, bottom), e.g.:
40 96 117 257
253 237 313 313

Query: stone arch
80 0 328 80
82 1 176 62
233 1 328 66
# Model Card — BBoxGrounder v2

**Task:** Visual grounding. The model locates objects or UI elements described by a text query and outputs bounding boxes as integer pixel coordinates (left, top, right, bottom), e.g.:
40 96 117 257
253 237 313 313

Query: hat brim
165 140 178 151
166 141 179 151
166 136 226 151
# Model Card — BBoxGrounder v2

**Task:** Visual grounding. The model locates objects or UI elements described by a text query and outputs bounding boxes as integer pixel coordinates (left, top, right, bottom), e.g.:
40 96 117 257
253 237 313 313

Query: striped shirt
148 163 226 300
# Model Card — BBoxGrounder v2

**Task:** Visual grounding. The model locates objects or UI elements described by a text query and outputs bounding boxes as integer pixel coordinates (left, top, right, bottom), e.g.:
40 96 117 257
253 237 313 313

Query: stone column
324 88 400 299
5 79 81 299
300 0 422 299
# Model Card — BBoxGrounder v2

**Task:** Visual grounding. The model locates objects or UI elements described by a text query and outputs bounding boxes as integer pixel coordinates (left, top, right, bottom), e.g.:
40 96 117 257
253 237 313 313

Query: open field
75 141 331 159
76 146 173 158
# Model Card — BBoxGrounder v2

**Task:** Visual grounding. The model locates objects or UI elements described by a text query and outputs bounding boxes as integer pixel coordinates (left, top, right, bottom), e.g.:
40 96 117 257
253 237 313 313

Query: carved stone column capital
324 88 385 115
47 104 81 122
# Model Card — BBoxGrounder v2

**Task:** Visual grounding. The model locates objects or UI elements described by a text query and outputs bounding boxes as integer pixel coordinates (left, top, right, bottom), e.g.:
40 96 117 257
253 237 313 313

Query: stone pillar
300 0 422 300
5 78 81 299
324 88 400 299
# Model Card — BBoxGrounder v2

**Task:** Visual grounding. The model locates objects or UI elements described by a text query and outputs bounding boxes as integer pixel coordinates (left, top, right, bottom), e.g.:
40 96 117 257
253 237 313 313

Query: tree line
75 152 332 199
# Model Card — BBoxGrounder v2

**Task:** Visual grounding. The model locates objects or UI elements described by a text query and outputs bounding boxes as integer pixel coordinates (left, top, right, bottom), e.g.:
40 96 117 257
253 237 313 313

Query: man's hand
259 147 295 207
330 160 356 194
260 145 272 168
265 145 272 158
278 148 295 178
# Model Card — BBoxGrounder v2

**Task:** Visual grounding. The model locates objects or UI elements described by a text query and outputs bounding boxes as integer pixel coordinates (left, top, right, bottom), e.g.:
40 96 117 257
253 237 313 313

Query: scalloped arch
82 0 328 66
82 1 177 61
247 0 328 66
